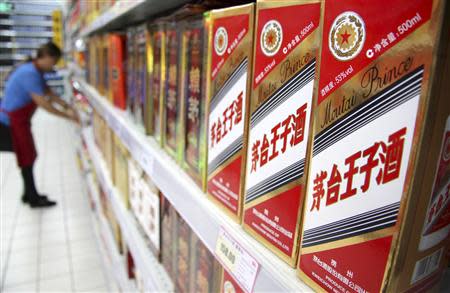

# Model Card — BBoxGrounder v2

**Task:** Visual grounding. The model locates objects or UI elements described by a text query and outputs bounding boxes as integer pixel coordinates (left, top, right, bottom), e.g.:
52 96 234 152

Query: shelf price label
215 227 260 293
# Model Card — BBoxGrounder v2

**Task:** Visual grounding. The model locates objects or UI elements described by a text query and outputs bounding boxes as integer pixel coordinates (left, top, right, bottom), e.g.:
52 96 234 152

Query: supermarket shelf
79 0 188 37
68 62 85 78
0 30 53 37
0 54 27 61
0 10 54 16
0 42 43 49
83 172 135 292
75 77 313 292
0 19 53 26
82 127 174 292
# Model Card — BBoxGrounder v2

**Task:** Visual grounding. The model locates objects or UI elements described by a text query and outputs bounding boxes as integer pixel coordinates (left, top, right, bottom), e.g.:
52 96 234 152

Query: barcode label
411 248 443 284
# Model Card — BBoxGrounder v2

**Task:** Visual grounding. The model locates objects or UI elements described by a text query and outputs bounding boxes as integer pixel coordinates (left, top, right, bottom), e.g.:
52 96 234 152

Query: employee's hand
66 108 80 124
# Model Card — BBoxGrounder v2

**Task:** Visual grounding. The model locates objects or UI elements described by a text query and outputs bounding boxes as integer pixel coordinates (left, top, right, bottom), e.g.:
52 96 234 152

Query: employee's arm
45 87 70 109
31 93 77 122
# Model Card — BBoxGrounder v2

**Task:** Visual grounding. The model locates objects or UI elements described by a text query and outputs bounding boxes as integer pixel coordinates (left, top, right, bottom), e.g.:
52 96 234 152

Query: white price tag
215 227 260 293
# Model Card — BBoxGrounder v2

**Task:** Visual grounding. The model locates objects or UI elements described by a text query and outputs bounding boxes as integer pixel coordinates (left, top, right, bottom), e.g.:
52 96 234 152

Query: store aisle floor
1 110 110 292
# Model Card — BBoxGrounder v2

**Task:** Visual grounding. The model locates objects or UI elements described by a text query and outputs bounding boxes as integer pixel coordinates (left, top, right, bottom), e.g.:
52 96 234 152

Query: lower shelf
80 128 174 292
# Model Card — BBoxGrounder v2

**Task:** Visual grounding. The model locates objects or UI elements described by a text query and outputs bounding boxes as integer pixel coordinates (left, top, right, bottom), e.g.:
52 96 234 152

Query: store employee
0 42 79 208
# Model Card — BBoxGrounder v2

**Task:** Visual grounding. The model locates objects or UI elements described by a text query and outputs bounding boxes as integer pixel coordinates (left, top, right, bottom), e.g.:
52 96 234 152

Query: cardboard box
175 216 192 293
189 233 222 293
105 126 115 183
127 27 137 118
298 0 450 292
113 134 129 208
149 22 166 145
161 195 177 280
140 174 161 257
109 33 127 110
135 24 148 128
144 26 154 135
163 21 183 160
179 18 208 190
242 0 321 266
205 4 255 222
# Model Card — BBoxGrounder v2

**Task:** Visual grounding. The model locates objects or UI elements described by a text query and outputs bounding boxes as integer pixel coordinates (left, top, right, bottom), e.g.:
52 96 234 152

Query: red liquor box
163 20 183 160
108 33 127 110
220 269 245 293
298 0 450 292
243 0 322 266
179 18 208 190
205 4 255 223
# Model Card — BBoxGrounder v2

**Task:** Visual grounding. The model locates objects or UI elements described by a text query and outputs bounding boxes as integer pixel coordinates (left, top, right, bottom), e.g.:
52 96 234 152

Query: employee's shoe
29 197 57 208
22 194 48 203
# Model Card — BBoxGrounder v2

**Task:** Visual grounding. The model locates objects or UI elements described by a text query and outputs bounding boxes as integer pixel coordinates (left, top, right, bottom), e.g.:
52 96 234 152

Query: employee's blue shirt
0 62 46 126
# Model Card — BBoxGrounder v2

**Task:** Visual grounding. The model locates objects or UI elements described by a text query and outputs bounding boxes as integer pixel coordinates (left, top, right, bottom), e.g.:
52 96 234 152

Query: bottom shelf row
77 132 247 293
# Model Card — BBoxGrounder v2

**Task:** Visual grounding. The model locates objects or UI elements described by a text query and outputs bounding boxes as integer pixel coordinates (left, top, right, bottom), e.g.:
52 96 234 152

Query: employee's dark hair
36 42 62 60
5 42 62 82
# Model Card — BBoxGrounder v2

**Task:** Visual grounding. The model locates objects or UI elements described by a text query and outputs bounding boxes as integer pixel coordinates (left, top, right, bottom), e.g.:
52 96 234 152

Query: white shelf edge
82 127 174 293
75 78 313 292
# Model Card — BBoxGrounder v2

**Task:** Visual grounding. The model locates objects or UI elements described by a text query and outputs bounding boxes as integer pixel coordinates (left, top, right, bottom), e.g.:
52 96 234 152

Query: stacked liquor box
175 216 192 293
113 134 130 208
109 33 127 110
148 22 166 145
163 20 182 160
189 232 222 293
99 186 123 254
179 16 208 190
298 0 449 292
105 126 115 183
144 25 154 135
127 27 137 117
135 24 148 128
101 34 111 102
243 0 321 266
161 195 177 280
205 4 255 222
128 158 161 257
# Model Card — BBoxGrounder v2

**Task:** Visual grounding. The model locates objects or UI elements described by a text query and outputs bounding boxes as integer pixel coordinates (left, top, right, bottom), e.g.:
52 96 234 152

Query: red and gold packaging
109 33 127 110
298 0 450 292
163 21 183 160
205 4 255 223
243 0 322 266
179 18 208 190
149 22 166 145
220 269 245 293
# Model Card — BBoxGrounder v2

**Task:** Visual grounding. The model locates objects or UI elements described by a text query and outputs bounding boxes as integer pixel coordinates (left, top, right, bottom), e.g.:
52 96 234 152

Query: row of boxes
87 0 450 291
92 112 246 292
